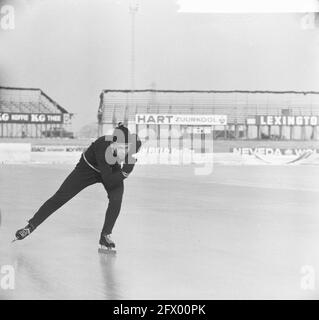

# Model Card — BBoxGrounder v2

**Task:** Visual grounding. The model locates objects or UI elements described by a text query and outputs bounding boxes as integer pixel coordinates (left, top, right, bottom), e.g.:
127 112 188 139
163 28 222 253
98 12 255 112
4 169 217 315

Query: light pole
129 0 139 92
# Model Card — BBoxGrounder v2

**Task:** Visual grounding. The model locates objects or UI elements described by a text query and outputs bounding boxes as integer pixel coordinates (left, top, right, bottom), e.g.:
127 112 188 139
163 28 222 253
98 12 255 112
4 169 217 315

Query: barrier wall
1 142 319 166
0 143 31 163
31 145 86 164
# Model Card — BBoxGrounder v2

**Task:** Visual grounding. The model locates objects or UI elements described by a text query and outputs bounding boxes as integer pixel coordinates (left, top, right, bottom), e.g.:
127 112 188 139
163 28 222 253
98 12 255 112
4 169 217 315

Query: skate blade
98 247 116 254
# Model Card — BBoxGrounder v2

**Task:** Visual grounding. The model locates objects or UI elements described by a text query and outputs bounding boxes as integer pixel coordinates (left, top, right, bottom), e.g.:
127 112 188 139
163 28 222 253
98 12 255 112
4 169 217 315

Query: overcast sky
1 0 319 131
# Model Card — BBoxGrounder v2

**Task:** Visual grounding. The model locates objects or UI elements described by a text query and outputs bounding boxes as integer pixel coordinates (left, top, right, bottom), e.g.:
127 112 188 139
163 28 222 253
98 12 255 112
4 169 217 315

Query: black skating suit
28 135 139 235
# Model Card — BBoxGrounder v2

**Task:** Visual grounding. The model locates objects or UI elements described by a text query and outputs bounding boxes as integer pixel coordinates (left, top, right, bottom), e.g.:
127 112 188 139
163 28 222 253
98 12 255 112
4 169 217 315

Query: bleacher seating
0 87 71 138
100 90 319 125
0 87 67 115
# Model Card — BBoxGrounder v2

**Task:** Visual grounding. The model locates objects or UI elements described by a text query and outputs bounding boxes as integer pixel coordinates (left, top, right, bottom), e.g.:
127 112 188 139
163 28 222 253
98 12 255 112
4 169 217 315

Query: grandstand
0 86 73 138
98 89 319 141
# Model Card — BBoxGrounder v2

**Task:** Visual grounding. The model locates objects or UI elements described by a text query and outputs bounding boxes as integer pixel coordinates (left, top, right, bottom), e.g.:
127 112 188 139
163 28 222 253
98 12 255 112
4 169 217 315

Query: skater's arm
122 155 137 177
107 155 136 185
102 153 137 186
93 138 126 188
93 134 141 187
105 160 135 188
121 134 141 177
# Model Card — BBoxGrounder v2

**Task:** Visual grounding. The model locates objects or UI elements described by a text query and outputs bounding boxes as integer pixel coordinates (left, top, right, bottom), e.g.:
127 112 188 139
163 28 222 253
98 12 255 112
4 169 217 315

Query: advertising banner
31 145 87 152
0 112 64 124
231 147 318 156
136 114 227 126
251 115 319 126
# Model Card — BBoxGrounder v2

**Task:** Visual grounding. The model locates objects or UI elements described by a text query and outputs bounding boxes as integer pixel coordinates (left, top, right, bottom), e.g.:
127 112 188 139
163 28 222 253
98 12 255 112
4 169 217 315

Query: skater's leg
101 182 124 235
29 165 100 228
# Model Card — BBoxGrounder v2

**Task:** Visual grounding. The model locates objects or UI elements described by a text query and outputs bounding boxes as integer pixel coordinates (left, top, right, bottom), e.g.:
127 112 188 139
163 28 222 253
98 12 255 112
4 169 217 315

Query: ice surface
1 163 319 299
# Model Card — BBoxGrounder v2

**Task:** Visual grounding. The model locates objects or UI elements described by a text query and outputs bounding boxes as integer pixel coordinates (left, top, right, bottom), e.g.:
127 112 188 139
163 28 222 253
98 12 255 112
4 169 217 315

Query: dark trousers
28 156 124 235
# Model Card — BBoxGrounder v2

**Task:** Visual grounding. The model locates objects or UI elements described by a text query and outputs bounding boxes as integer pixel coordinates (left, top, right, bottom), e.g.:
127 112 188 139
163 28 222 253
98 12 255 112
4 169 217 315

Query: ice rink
1 162 319 299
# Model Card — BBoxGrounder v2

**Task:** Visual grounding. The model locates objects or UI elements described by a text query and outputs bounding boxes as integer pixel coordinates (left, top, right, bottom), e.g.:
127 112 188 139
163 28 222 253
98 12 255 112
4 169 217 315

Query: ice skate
13 223 35 242
98 234 116 254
